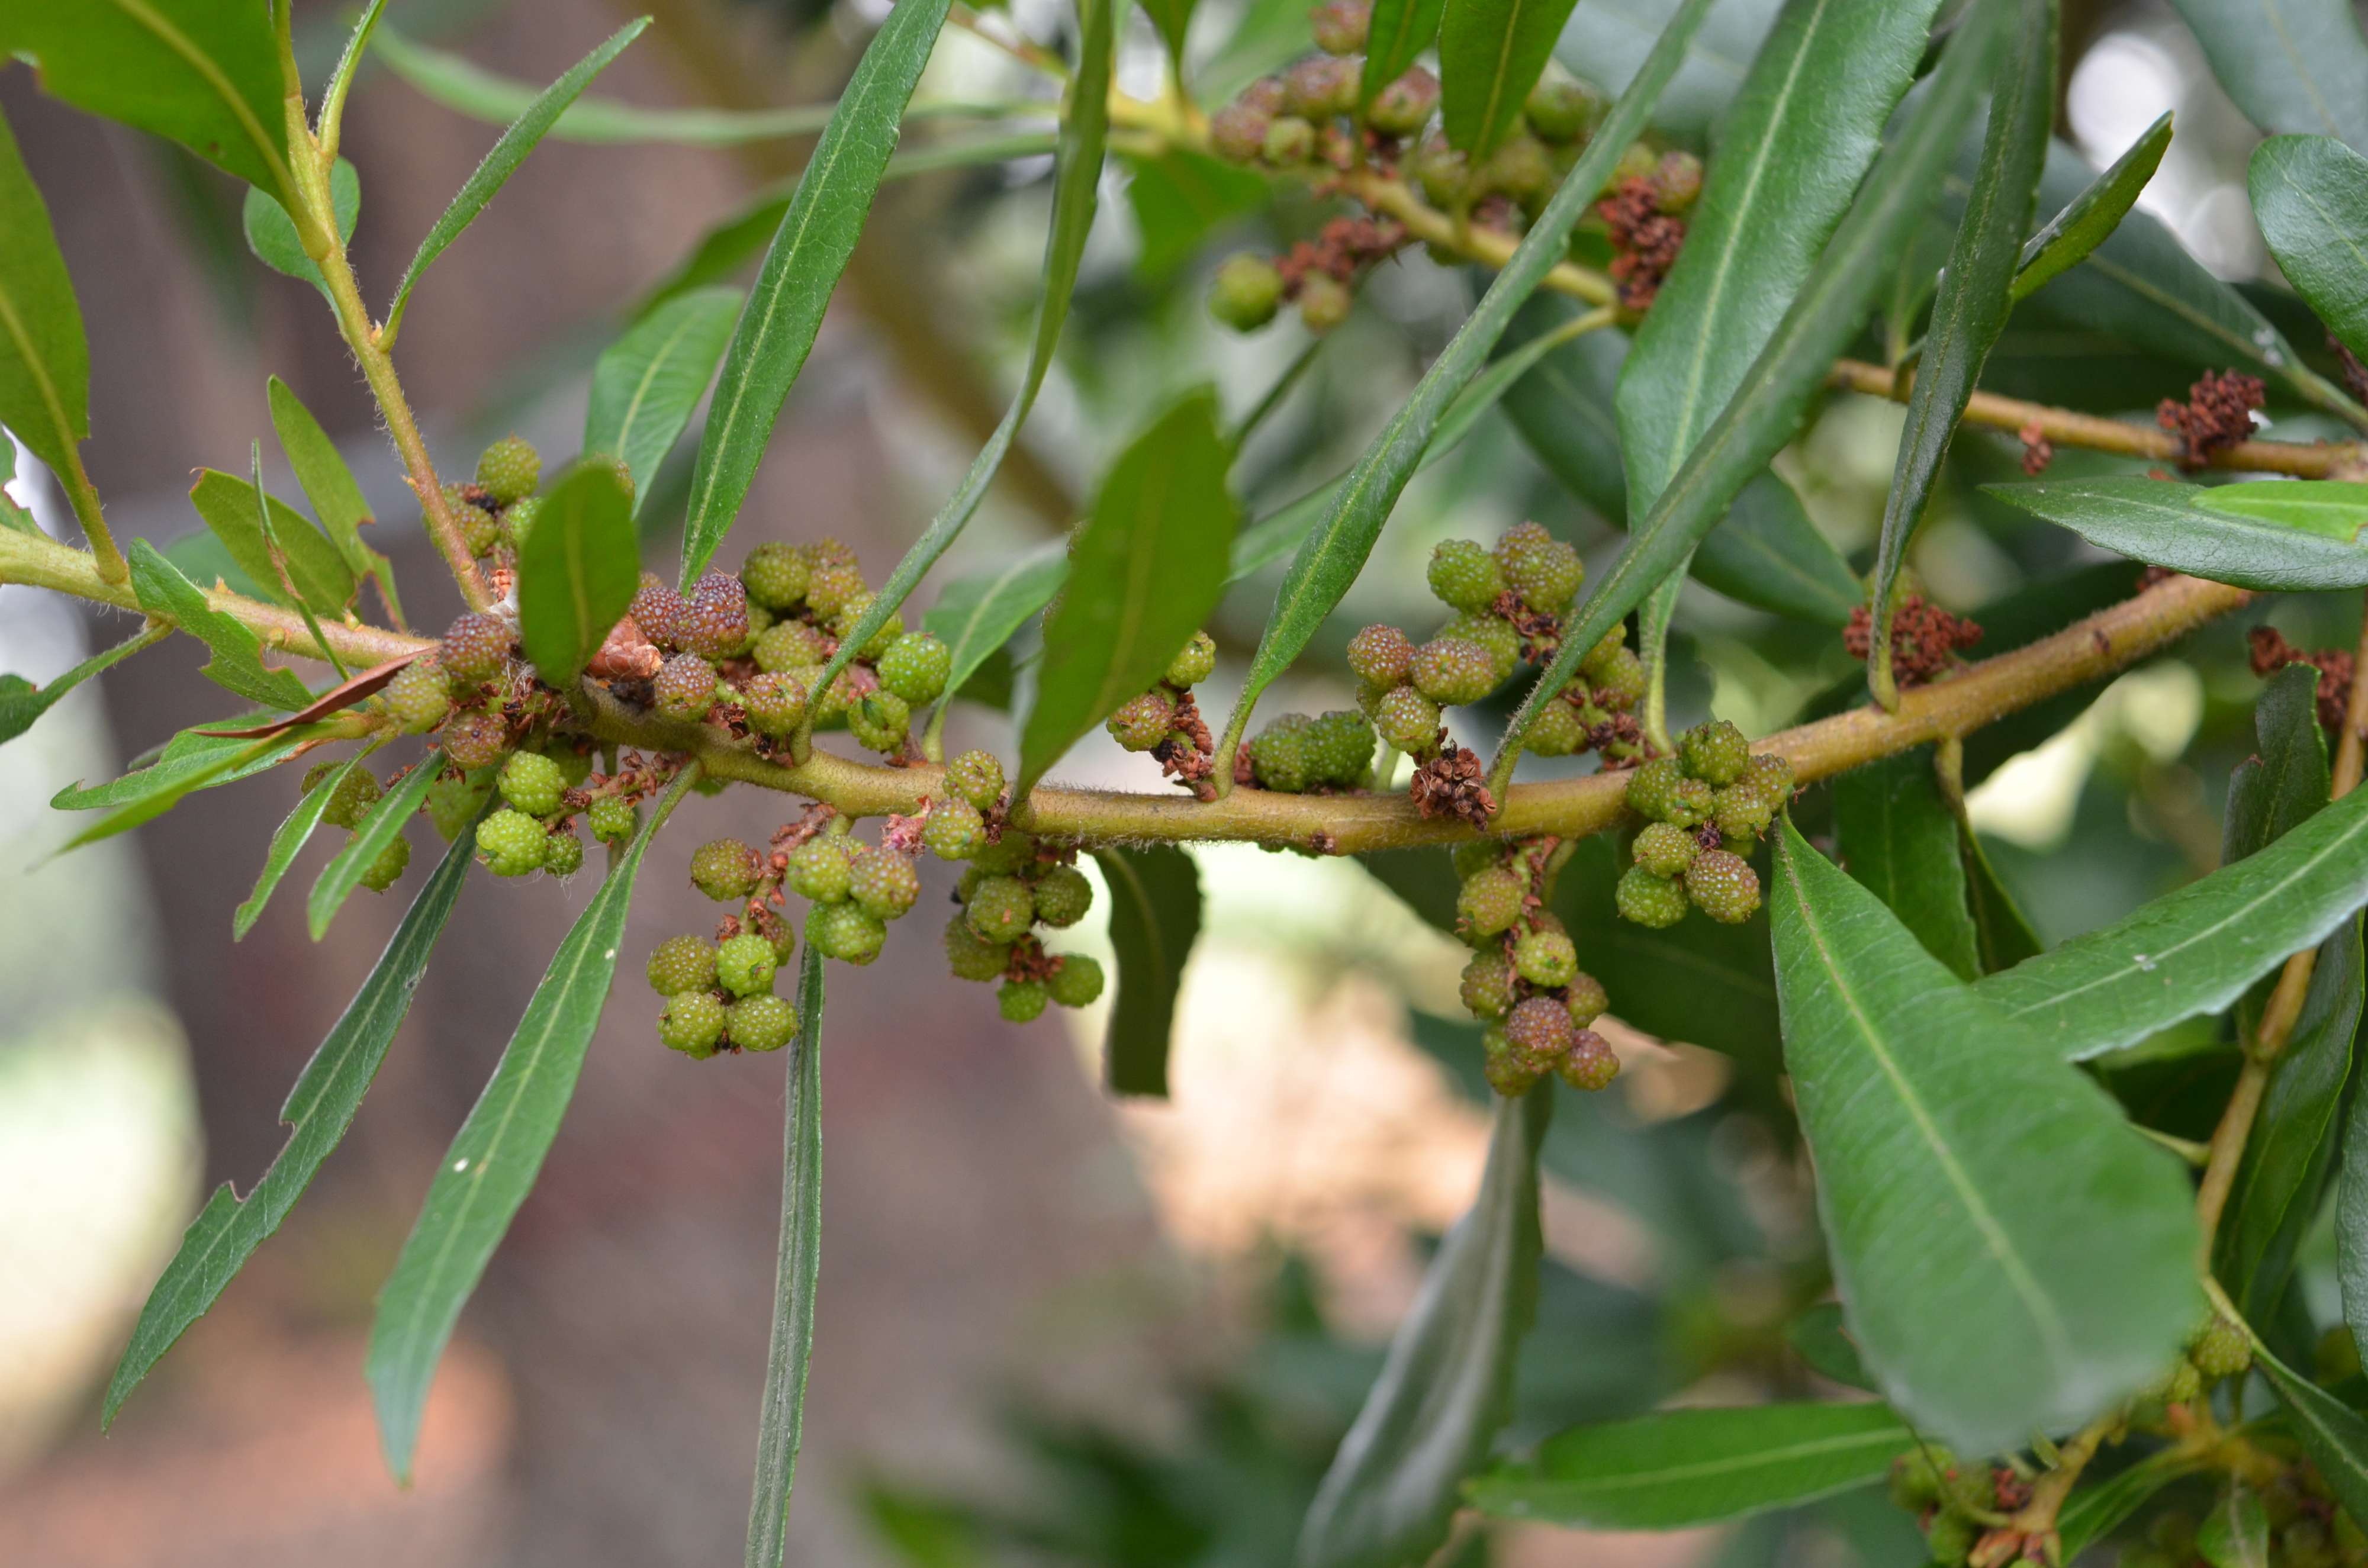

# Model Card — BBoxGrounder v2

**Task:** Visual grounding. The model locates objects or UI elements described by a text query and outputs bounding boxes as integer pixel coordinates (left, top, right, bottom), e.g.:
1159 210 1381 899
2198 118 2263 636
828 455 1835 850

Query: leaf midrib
1531 1422 1907 1493
103 0 293 198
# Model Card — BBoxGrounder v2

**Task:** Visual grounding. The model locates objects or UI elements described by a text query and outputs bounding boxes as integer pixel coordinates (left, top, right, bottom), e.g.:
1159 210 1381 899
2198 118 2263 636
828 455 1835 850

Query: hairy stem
52 442 125 583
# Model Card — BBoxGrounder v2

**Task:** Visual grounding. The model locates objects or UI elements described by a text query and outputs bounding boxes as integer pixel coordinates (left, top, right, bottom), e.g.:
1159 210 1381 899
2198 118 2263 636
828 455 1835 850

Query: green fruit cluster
1452 841 1619 1098
1613 720 1791 929
645 925 800 1060
933 823 1106 1019
463 745 598 881
424 436 552 565
1246 709 1375 793
1103 630 1218 756
300 758 411 893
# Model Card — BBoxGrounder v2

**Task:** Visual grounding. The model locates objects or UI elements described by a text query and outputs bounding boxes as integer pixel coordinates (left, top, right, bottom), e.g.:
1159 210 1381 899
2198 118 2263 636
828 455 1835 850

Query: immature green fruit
945 750 1006 811
1441 611 1521 683
1482 1025 1539 1097
1513 928 1579 989
1458 866 1526 938
442 710 509 772
877 632 951 704
1685 849 1762 925
807 900 887 965
1427 539 1506 613
741 541 812 610
1739 751 1795 805
1924 1508 1976 1567
944 914 1011 982
477 808 549 877
999 978 1051 1023
1524 698 1587 758
312 762 382 830
1298 273 1353 334
1711 785 1778 843
848 688 912 753
2157 1357 2204 1406
786 838 854 902
1250 714 1317 793
659 990 727 1058
1282 52 1359 117
805 562 868 619
1654 150 1704 213
1632 820 1699 878
966 874 1037 944
1505 994 1575 1072
1262 114 1317 165
1565 972 1608 1027
1347 624 1415 688
542 826 584 878
728 993 799 1052
1495 521 1583 614
1033 864 1093 928
359 832 410 892
742 670 812 738
754 619 831 672
1559 1029 1619 1092
647 934 717 995
1410 637 1498 705
1307 709 1376 785
2189 1318 2251 1380
1460 951 1518 1019
1590 647 1648 711
1888 1449 1949 1511
1309 0 1369 54
475 434 541 506
923 797 987 861
1616 865 1688 928
498 750 567 817
1578 626 1628 680
1368 67 1439 137
829 593 904 661
1626 758 1703 828
683 571 751 661
588 796 638 845
813 668 858 729
973 830 1038 875
629 574 691 651
1373 684 1442 754
1208 100 1273 162
654 653 720 721
1411 135 1468 205
440 611 511 687
1164 629 1217 690
849 847 921 921
691 838 763 902
387 659 452 733
716 932 779 997
427 766 496 841
1679 719 1751 787
1524 75 1604 143
1108 691 1176 752
1210 253 1285 330
1484 133 1556 207
1047 955 1105 1008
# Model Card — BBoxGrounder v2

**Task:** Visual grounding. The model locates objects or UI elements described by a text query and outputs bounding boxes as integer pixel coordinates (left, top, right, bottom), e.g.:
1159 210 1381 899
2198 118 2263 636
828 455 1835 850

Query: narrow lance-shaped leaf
103 807 488 1427
0 104 91 490
1299 1085 1550 1568
808 0 1111 743
1867 0 2053 707
1438 0 1581 157
1495 6 2000 769
317 0 391 156
189 468 357 619
1015 391 1240 797
1220 0 1719 774
1554 0 1788 142
0 624 166 751
2168 0 2368 156
516 461 640 687
269 375 402 624
1986 477 2368 593
126 539 314 711
2249 135 2368 364
384 20 651 340
368 768 698 1482
1769 820 2198 1454
234 747 380 941
2012 110 2171 303
308 751 444 942
745 946 826 1568
1833 749 1983 981
2059 1450 2213 1557
1137 0 1198 73
243 159 359 303
54 723 305 812
1466 1403 1916 1530
677 0 955 585
1362 0 1447 104
1093 846 1201 1097
249 442 348 682
2244 1312 2368 1530
1961 823 2043 975
2337 993 2368 1364
583 286 741 514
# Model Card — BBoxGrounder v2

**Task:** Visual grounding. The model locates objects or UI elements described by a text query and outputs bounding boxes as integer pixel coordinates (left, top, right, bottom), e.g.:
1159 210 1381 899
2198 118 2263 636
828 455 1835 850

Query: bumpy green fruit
1262 115 1316 165
1209 100 1272 163
440 611 511 687
849 847 921 920
1513 928 1578 989
1524 698 1587 758
359 832 410 892
924 797 987 861
386 659 451 733
1307 709 1376 785
945 750 1006 811
1441 611 1521 683
2190 1318 2251 1380
1560 1029 1619 1092
1033 864 1093 928
829 592 903 661
848 688 912 753
807 900 887 964
541 826 584 878
629 574 691 651
1632 820 1698 878
1049 955 1105 1007
1654 150 1704 212
1368 67 1439 137
681 572 751 661
1679 719 1751 787
1524 75 1604 142
1250 714 1317 793
690 838 763 902
1590 647 1648 710
716 932 778 997
477 808 549 877
654 653 720 722
1108 691 1176 752
1210 253 1285 330
729 993 799 1052
647 934 717 995
442 710 509 771
1711 784 1778 843
1427 539 1507 612
966 874 1037 944
427 767 496 842
1925 1509 1976 1567
1615 865 1687 928
499 750 567 817
1410 638 1498 705
741 542 811 611
1410 135 1468 205
1309 0 1368 53
1626 758 1704 828
1565 972 1608 1027
743 669 812 738
1282 52 1357 117
316 762 383 830
1484 133 1556 207
1684 849 1761 925
1578 626 1628 680
1458 867 1526 938
754 619 831 672
805 562 868 619
659 990 727 1058
877 632 951 704
1460 951 1518 1019
786 838 855 903
1298 273 1352 334
1482 1025 1537 1097
1374 684 1442 754
1164 629 1217 690
1495 521 1582 613
971 830 1038 875
999 978 1050 1023
475 434 540 506
588 796 638 845
944 914 1011 982
1505 994 1574 1070
1347 624 1415 688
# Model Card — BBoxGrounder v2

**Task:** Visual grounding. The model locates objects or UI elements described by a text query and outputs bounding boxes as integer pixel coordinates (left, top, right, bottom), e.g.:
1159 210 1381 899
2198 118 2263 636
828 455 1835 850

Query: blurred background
0 0 2350 1561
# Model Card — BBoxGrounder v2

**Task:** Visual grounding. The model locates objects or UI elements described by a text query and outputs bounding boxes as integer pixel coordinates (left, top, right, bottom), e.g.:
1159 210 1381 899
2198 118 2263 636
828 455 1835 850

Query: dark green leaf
1093 846 1201 1097
268 375 397 620
1769 819 2198 1454
2198 1480 2271 1568
126 539 313 710
1784 1302 1875 1391
1960 824 2042 975
242 159 359 302
1834 749 1983 981
2338 1012 2368 1367
0 0 293 200
307 751 441 941
0 624 164 750
1439 0 1582 157
1299 1086 1549 1568
677 0 953 584
1984 478 2368 593
188 468 356 617
2251 1326 2368 1531
516 461 640 688
102 814 481 1428
1466 1403 1914 1529
0 104 89 488
2059 1450 2211 1557
1225 0 1717 767
582 286 739 514
1121 149 1265 281
2225 665 2332 877
1198 0 1316 104
384 21 649 340
1555 0 1786 141
52 725 311 852
1867 0 2052 704
234 745 381 941
1015 390 1239 797
745 946 825 1568
1136 0 1198 70
923 543 1067 727
368 768 694 1482
2012 110 2171 303
1362 0 1446 104
2168 0 2368 154
2249 135 2368 364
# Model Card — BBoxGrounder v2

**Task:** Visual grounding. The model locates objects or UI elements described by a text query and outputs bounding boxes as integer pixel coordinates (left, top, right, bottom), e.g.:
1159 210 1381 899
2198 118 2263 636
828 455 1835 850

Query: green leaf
1960 823 2042 975
1867 1 2052 704
1555 0 1786 141
242 159 359 302
516 461 640 688
1299 1086 1549 1568
1092 846 1201 1097
1833 749 1983 982
188 468 356 617
1784 1302 1875 1391
2012 110 2171 304
2249 135 2368 364
582 286 740 514
0 0 293 200
368 768 694 1482
1225 0 1717 765
0 624 164 751
102 812 482 1428
2338 1019 2368 1367
2226 664 2332 878
2059 1450 2211 1557
307 751 441 942
126 538 313 710
0 104 90 488
1984 478 2368 592
384 20 649 340
51 723 311 852
923 543 1067 725
1362 0 1447 104
1198 0 1316 104
2251 1327 2368 1532
677 0 952 584
2198 1480 2271 1568
1466 1403 1915 1530
1768 819 2199 1454
1137 0 1198 69
2168 0 2368 154
1121 149 1265 281
1439 0 1582 157
268 375 400 623
1015 390 1238 797
1973 781 2368 1059
809 0 1109 738
234 744 382 941
744 946 825 1568
1497 2 1999 767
